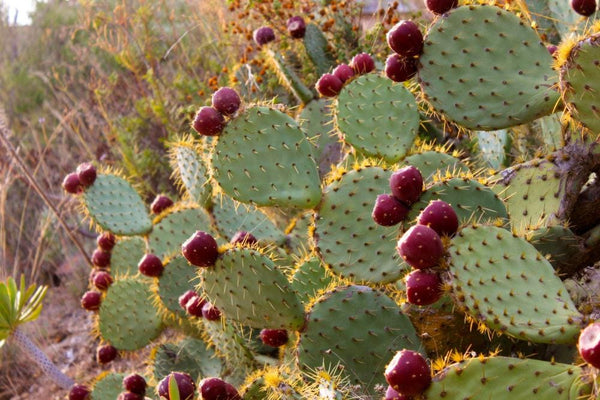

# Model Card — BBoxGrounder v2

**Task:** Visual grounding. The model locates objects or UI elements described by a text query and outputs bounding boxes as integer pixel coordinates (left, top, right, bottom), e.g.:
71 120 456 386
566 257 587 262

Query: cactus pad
303 23 336 76
212 106 321 209
476 129 511 170
297 285 422 395
169 140 212 206
418 5 559 130
152 338 223 382
110 236 147 277
289 256 333 305
448 225 584 344
98 277 163 350
201 248 305 330
335 74 419 162
91 373 125 400
314 166 407 284
158 256 199 318
82 174 152 235
403 151 470 182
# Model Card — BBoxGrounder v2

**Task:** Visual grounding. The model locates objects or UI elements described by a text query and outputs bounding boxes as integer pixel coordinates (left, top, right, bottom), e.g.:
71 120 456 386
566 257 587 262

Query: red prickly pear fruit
185 295 208 317
578 322 600 368
316 73 343 97
372 194 410 227
96 232 116 251
138 253 164 277
117 392 143 400
385 385 411 400
199 377 241 400
192 106 225 136
76 162 97 187
212 87 242 116
385 54 418 82
547 45 558 56
178 289 198 310
92 248 111 268
150 194 174 214
93 270 113 291
96 344 118 364
287 16 306 39
259 329 289 347
349 52 375 75
202 302 221 321
157 372 196 400
81 291 101 311
253 26 275 46
182 231 219 267
389 166 423 206
425 0 459 15
230 231 258 246
397 225 444 269
571 0 597 16
386 21 424 58
332 63 354 83
123 373 147 395
63 172 83 194
69 384 91 400
384 350 431 396
417 200 459 237
405 269 443 306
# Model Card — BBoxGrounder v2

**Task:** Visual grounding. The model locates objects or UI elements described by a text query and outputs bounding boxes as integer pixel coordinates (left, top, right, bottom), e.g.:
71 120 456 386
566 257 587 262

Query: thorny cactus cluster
48 0 600 398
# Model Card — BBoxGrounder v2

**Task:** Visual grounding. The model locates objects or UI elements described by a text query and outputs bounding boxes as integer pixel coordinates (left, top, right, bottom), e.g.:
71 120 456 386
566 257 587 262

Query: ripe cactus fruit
385 54 417 82
349 52 375 74
386 20 423 57
332 63 354 83
385 385 409 400
181 231 219 267
287 16 306 39
96 232 116 251
69 384 91 400
426 0 458 15
578 322 600 368
384 350 431 396
62 172 83 194
137 253 164 277
122 373 146 395
389 166 423 206
417 200 459 237
185 294 207 317
201 302 222 321
199 377 241 400
178 289 198 310
211 87 241 116
253 26 275 46
92 270 113 291
76 162 97 187
157 372 196 400
230 231 258 245
192 106 225 136
81 291 101 311
96 344 118 364
316 73 343 97
259 329 289 347
397 225 444 269
150 194 174 214
371 194 409 226
405 269 442 305
571 0 597 16
92 248 111 268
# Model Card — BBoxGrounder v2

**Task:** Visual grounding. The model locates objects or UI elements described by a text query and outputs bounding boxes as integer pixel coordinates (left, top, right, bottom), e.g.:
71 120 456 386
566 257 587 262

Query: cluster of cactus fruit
49 0 600 398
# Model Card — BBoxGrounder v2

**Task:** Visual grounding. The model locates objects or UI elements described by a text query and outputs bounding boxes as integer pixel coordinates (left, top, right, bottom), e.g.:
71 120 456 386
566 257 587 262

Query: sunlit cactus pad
448 225 583 344
418 4 558 130
403 150 470 182
336 74 419 162
212 106 321 209
110 236 146 277
170 141 212 206
423 356 591 399
82 174 152 235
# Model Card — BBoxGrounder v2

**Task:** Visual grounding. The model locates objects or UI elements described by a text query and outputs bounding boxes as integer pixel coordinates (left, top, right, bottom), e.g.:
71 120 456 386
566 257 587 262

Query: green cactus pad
407 177 508 224
548 0 599 38
91 372 125 400
303 23 336 76
152 338 223 383
476 129 511 170
98 277 163 350
559 33 600 135
286 211 314 255
148 205 214 259
527 225 581 273
491 158 562 232
169 141 212 206
158 256 199 318
403 151 470 182
297 285 422 395
265 49 314 105
290 256 333 305
82 174 152 235
201 248 305 330
212 106 321 209
418 5 559 130
335 74 419 163
448 225 584 344
211 194 286 245
314 166 407 284
110 236 147 277
424 356 591 399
